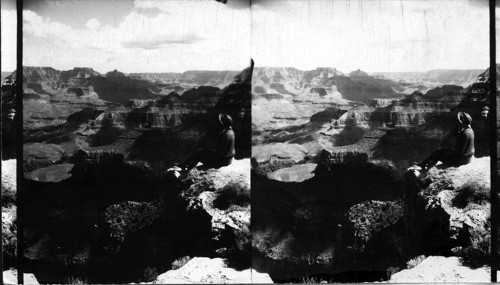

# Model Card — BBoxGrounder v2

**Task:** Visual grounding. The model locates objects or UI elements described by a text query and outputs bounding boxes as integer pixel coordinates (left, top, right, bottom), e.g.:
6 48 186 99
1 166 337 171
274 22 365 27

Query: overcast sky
0 0 497 73
252 0 491 73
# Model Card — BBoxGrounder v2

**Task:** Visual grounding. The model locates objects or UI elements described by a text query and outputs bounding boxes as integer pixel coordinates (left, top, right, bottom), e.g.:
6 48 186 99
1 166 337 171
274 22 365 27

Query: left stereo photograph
5 0 261 284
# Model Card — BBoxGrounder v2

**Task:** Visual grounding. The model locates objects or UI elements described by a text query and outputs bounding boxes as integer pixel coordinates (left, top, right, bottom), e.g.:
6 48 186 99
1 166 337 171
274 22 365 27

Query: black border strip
16 0 24 283
490 0 498 282
0 0 3 277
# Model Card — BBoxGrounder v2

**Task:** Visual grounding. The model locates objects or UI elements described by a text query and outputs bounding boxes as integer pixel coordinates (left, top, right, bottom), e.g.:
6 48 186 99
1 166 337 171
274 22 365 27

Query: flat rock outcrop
23 143 65 172
3 270 39 285
147 257 272 284
24 163 74 183
267 163 317 182
389 256 494 283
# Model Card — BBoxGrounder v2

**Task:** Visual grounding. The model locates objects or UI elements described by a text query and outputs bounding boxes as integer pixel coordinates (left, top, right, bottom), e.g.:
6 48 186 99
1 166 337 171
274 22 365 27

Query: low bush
171 256 192 270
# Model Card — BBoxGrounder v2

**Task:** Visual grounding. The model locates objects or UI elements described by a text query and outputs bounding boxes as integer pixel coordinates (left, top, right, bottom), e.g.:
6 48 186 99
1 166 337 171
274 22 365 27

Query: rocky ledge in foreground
389 256 495 283
144 257 272 284
98 159 255 281
3 270 39 285
405 156 491 266
2 159 17 270
179 159 251 257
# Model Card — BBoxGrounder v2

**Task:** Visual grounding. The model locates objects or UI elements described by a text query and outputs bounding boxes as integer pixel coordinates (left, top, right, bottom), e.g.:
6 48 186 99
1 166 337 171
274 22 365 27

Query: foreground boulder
3 269 39 285
181 159 251 256
146 257 272 284
405 157 490 265
389 256 494 283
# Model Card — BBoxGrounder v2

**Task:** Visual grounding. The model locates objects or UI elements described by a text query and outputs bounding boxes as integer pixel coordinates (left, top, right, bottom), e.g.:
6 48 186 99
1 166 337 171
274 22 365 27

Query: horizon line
2 65 490 75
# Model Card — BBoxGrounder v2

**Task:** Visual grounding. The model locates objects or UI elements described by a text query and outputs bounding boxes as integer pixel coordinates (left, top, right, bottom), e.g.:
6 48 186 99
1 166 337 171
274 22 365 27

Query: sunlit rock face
404 157 490 267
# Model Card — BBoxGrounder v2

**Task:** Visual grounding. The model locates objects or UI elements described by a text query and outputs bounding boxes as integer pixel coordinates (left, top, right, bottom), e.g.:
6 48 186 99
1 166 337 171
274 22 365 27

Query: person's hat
457 111 472 125
218 113 233 127
482 106 489 111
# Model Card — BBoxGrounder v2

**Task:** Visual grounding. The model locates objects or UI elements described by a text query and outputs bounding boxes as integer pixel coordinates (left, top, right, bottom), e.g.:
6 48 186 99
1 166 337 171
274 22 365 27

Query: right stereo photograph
250 0 496 282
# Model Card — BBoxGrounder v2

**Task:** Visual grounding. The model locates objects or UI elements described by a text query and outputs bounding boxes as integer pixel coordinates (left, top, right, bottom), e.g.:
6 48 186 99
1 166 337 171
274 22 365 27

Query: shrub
300 275 327 284
171 256 192 270
66 276 88 285
213 181 250 210
386 266 401 279
462 222 491 267
452 180 490 208
143 267 159 282
406 255 426 269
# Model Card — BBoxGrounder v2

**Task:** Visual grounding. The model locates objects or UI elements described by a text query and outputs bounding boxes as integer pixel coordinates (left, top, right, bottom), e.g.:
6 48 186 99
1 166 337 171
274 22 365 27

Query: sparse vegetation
171 256 192 270
213 181 250 210
299 275 327 284
143 267 159 282
452 180 490 208
386 266 401 279
406 255 426 269
66 276 88 285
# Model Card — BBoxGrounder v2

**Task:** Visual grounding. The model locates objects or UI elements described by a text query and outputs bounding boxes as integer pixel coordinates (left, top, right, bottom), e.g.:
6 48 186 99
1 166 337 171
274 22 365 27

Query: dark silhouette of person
417 111 475 170
476 105 490 157
180 113 235 170
2 76 17 160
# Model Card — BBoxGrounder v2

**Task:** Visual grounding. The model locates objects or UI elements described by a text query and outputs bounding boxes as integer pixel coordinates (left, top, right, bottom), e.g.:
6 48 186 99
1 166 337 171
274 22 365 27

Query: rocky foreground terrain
20 62 257 283
2 160 17 274
251 66 493 282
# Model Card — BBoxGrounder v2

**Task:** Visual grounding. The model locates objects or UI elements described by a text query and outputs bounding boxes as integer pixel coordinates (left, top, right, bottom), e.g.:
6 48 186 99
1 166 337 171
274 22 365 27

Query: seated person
180 113 235 171
417 111 474 170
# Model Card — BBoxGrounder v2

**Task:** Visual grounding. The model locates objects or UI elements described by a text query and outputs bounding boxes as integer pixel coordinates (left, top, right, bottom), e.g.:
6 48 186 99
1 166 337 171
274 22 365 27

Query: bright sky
1 0 17 72
0 0 496 73
252 0 491 73
20 0 250 73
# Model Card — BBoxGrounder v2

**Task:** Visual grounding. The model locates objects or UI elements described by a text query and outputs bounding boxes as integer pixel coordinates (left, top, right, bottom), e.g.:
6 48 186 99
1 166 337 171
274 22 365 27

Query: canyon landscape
251 66 494 282
2 0 497 283
18 61 264 284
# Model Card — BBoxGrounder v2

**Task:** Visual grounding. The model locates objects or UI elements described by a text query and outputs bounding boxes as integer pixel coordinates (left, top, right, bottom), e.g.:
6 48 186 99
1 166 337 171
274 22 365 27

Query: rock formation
405 157 490 265
2 160 17 270
388 256 494 283
146 257 272 284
